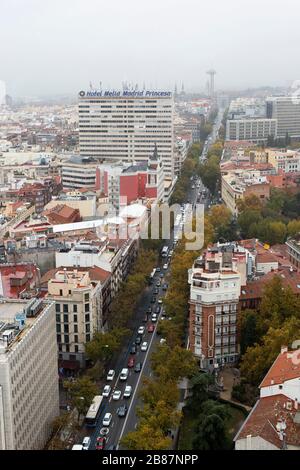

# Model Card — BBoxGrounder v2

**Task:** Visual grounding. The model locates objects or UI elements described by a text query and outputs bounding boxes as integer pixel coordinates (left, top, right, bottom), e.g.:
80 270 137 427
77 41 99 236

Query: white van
72 444 83 450
120 368 129 381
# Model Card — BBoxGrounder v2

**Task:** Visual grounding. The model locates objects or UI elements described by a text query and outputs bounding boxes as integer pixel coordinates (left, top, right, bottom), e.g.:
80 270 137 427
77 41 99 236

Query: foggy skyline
1 0 300 97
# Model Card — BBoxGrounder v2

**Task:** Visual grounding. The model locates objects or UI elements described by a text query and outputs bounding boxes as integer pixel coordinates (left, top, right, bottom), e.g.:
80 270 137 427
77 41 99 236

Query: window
69 290 71 295
64 335 69 344
74 325 78 333
63 304 68 313
86 324 90 333
73 314 78 323
75 345 79 353
74 335 78 343
56 314 60 322
56 324 61 333
86 334 90 342
59 289 63 296
85 314 90 322
64 325 69 333
57 334 61 343
85 293 89 302
73 304 77 313
63 314 68 323
85 303 90 313
55 304 60 313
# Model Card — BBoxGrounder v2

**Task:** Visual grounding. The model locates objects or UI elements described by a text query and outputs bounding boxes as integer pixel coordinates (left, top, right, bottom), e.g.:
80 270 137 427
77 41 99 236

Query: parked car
102 385 111 398
162 283 168 291
82 437 91 450
106 370 115 381
156 267 161 272
134 362 142 373
128 356 135 368
138 326 145 335
148 324 155 333
151 296 156 303
154 288 159 295
112 390 122 400
147 307 152 314
117 405 128 417
155 306 161 314
102 413 112 426
163 263 168 270
159 273 164 278
130 344 137 354
156 280 161 287
135 336 142 345
158 298 163 304
96 437 106 450
160 338 167 345
141 341 148 351
151 314 158 322
123 385 132 398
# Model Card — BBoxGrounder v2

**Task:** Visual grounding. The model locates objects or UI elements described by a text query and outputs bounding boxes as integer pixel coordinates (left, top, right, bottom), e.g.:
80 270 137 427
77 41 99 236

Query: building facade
78 89 174 180
62 156 98 190
266 96 300 139
226 118 277 143
0 299 59 450
46 269 102 367
188 249 242 370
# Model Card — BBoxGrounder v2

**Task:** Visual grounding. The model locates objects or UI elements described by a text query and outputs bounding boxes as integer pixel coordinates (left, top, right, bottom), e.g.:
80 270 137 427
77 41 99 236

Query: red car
96 436 106 450
148 324 155 333
128 356 135 368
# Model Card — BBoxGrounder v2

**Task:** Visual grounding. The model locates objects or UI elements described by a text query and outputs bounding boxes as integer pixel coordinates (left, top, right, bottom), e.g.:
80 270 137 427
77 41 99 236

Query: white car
160 338 167 345
158 298 163 304
163 263 168 270
102 385 111 397
123 385 132 398
106 370 115 381
141 341 148 351
102 413 112 426
82 436 91 450
151 314 158 322
112 390 121 400
138 326 145 335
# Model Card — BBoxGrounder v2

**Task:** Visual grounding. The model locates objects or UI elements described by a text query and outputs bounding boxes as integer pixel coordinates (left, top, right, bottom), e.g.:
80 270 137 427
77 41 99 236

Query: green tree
192 401 231 450
240 316 300 385
186 373 215 409
121 424 171 450
239 309 260 355
64 376 98 419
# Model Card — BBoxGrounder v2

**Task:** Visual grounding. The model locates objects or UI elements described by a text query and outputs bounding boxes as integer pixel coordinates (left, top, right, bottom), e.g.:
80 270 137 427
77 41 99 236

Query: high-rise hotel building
78 89 174 180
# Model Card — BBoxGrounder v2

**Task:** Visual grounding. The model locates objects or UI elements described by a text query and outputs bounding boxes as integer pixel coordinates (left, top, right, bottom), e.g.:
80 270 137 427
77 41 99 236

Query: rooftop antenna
89 81 93 90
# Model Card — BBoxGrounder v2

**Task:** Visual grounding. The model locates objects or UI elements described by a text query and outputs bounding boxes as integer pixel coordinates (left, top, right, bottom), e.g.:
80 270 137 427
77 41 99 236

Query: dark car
117 405 128 418
162 283 168 291
96 436 106 450
154 288 159 295
142 315 148 323
130 344 137 354
134 362 142 373
151 296 156 303
135 336 142 345
155 306 161 314
156 267 161 272
147 307 152 314
156 281 161 287
128 356 135 368
159 273 164 278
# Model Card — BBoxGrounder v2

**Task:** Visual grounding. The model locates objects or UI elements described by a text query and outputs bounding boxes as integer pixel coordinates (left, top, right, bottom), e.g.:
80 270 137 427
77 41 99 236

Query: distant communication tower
206 69 216 98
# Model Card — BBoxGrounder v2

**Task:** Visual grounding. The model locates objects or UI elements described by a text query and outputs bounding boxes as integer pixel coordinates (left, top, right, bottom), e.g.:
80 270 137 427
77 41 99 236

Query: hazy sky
1 0 300 97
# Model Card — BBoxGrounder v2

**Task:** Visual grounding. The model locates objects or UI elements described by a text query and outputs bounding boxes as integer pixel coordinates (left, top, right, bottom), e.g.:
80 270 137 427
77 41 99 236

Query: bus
85 395 103 427
161 246 169 258
148 268 156 285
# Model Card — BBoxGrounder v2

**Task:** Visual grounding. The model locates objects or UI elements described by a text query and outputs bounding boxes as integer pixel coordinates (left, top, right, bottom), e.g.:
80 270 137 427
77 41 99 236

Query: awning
58 359 80 370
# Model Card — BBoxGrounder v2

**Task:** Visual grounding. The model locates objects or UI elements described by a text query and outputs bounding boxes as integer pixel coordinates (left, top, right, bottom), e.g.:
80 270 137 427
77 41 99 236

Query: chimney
281 345 288 354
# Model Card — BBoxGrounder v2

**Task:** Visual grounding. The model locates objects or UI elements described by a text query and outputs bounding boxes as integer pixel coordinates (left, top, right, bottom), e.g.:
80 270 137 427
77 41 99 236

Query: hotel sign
79 90 172 98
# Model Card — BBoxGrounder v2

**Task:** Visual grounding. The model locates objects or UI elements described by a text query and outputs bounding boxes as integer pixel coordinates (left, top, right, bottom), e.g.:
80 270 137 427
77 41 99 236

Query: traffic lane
117 318 163 445
90 275 163 448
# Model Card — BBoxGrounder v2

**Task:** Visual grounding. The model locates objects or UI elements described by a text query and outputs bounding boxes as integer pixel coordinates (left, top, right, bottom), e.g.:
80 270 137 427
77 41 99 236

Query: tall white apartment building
78 89 175 180
266 96 300 139
226 118 277 143
61 155 98 190
0 299 59 450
